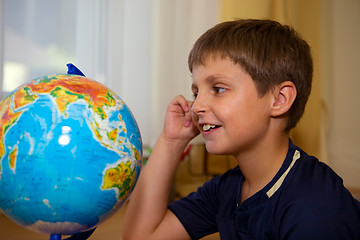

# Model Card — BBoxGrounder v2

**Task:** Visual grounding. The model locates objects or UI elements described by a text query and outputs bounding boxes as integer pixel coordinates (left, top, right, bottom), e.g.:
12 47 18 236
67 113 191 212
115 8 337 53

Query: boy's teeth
203 124 215 131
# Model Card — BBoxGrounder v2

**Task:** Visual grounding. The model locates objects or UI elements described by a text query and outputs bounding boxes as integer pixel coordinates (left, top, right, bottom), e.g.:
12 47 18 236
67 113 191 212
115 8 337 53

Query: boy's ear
271 81 297 117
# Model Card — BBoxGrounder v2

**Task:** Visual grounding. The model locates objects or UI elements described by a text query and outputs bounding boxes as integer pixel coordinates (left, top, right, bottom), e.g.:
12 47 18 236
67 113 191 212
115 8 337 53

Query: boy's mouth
202 124 220 132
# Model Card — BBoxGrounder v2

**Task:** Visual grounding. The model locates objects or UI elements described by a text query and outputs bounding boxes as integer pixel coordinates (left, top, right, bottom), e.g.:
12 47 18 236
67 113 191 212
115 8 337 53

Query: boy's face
191 56 274 157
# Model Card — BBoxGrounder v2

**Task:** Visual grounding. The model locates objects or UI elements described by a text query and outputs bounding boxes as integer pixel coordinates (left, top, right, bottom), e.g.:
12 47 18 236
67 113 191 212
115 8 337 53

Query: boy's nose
191 95 207 114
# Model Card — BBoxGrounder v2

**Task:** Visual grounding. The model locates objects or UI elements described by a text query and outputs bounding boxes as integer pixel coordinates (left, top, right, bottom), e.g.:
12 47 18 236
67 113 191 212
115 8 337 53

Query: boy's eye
192 92 198 99
214 87 226 94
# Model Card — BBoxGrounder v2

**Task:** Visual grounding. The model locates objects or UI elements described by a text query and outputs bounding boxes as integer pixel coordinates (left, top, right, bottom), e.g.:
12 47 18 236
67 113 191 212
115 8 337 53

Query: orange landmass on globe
9 146 18 170
12 87 39 110
107 129 118 141
132 147 140 162
18 75 117 120
51 86 81 113
102 161 135 200
89 122 102 141
0 97 22 158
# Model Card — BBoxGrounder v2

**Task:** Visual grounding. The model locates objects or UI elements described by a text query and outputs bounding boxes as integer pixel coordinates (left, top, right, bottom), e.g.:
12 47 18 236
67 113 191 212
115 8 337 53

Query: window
2 0 78 95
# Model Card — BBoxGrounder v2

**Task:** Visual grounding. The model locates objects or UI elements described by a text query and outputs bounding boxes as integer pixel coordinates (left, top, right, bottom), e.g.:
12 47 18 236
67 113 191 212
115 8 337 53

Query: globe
0 72 142 238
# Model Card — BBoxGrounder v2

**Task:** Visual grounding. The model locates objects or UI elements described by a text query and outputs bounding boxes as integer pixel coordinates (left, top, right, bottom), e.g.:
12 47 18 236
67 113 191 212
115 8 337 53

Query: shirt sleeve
168 176 221 239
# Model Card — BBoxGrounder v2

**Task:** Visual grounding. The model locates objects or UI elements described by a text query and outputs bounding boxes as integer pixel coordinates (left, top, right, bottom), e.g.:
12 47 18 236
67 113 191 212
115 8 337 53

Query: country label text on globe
0 74 143 235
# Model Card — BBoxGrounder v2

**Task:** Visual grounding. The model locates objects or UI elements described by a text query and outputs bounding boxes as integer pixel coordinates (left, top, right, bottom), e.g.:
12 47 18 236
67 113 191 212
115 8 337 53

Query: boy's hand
162 95 199 144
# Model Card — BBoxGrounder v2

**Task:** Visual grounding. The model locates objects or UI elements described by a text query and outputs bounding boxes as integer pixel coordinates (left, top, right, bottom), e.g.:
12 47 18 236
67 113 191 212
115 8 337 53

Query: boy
123 19 360 239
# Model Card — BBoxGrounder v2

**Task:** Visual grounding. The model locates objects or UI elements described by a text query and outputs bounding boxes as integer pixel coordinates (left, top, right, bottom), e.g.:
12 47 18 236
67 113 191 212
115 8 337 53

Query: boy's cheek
191 113 199 126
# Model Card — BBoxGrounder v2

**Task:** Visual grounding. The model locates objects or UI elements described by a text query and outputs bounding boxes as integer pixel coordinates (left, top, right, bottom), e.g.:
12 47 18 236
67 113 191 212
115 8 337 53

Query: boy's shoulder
274 144 360 238
286 145 346 196
281 144 353 203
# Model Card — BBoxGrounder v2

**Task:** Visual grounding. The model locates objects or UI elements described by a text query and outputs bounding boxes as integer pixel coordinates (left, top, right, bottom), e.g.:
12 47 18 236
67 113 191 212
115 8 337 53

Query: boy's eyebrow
191 75 223 91
205 75 226 84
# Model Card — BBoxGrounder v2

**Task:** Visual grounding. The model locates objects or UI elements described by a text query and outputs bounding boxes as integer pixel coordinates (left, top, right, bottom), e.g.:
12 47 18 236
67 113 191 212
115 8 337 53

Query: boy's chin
205 143 228 156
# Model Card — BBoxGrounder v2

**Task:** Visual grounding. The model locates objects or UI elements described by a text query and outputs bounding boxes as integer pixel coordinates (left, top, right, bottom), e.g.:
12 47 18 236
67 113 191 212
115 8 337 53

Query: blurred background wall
0 0 359 189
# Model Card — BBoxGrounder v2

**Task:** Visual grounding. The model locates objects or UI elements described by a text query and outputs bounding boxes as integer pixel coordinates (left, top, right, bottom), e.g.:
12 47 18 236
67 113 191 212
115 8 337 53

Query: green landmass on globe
0 73 143 236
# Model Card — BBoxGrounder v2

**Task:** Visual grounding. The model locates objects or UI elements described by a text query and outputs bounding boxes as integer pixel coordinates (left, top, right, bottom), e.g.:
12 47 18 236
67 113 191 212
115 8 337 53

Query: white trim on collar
266 150 300 198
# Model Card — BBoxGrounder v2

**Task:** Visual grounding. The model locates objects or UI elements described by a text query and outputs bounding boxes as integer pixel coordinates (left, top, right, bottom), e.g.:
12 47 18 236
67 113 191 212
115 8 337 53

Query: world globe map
0 71 142 239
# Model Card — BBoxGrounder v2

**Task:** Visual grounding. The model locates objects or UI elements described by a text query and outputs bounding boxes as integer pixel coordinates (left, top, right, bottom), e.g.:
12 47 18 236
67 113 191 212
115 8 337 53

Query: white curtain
75 0 219 146
150 0 219 145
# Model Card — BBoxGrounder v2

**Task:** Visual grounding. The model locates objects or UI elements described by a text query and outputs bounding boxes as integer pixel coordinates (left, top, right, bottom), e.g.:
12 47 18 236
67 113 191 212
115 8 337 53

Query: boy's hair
188 19 313 131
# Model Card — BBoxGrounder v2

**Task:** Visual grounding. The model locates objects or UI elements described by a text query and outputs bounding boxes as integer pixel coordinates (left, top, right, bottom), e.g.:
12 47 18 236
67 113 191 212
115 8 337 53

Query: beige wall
321 0 360 189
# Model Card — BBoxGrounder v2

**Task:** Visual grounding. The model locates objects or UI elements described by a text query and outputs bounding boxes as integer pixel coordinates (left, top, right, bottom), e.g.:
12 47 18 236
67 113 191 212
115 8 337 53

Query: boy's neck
236 132 290 203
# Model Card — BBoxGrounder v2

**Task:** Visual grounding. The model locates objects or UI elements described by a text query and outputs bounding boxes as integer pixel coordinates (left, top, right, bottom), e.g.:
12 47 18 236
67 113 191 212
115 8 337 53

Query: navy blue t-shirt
168 140 360 239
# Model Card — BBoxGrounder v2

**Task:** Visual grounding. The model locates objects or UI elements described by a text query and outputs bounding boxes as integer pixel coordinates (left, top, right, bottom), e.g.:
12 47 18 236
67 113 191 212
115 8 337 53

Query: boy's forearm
123 133 188 239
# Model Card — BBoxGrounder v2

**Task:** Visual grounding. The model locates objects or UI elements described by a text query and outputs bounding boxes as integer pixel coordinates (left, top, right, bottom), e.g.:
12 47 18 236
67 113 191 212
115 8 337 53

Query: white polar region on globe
27 220 89 235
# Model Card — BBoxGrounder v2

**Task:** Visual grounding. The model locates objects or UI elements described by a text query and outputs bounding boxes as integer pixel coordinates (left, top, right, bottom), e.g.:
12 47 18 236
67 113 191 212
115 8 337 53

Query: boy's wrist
158 131 190 155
